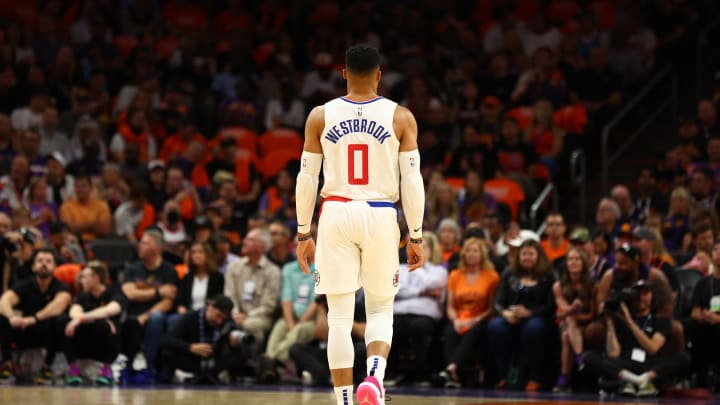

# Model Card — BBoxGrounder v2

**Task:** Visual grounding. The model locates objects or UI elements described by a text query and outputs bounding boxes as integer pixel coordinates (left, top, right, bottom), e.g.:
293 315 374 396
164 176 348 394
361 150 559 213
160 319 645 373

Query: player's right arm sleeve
295 151 323 234
399 149 424 239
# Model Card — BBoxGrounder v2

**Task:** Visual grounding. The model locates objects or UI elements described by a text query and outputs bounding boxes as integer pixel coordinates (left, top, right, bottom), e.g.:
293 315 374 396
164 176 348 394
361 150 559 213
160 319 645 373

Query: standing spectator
439 238 499 388
224 228 281 346
114 181 156 243
552 247 596 393
488 239 556 391
38 107 69 159
0 248 72 383
541 212 569 263
59 173 112 242
266 220 295 268
61 262 125 386
120 230 179 373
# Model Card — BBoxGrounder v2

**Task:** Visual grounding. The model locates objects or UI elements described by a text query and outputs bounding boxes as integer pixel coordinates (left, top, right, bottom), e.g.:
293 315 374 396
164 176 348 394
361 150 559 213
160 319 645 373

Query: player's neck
345 83 377 101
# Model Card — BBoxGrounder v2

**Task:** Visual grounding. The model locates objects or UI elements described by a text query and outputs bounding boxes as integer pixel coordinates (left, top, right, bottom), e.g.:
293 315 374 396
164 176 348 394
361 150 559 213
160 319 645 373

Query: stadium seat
506 107 534 131
257 149 301 181
218 126 258 153
484 178 526 221
553 104 588 134
258 128 304 156
54 263 83 296
674 268 704 319
87 238 137 270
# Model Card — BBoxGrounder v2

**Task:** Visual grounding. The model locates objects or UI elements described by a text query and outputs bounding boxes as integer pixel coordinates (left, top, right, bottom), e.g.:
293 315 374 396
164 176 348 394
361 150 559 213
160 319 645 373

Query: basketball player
295 44 425 405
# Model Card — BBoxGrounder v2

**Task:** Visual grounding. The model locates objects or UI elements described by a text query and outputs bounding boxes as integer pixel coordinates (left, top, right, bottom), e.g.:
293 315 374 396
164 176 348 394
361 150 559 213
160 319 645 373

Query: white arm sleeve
295 151 323 234
399 149 425 239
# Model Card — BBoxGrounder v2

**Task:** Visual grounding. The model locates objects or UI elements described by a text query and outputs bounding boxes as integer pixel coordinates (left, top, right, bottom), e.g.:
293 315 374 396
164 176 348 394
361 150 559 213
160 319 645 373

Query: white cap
508 229 540 248
47 152 66 167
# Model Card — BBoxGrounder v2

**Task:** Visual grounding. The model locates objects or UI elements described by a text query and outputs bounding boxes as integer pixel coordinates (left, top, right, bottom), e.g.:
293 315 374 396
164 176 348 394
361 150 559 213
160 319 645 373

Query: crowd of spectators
0 0 719 398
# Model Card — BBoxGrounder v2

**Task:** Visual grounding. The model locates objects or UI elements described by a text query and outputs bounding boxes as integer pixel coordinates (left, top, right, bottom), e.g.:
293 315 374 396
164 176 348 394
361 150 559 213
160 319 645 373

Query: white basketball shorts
315 197 400 297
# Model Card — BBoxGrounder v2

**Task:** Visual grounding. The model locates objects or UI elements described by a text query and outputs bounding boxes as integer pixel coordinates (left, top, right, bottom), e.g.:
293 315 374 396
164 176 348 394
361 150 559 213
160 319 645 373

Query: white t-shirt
191 275 209 310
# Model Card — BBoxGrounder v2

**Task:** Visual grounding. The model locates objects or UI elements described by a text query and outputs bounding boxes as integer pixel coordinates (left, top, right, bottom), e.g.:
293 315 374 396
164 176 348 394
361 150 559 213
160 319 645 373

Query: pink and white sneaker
356 375 384 405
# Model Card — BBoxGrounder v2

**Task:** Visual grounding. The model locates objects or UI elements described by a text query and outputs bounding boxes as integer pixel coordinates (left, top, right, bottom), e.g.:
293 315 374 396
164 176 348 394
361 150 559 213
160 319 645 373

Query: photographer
159 294 250 383
2 227 42 292
583 279 690 396
586 244 678 351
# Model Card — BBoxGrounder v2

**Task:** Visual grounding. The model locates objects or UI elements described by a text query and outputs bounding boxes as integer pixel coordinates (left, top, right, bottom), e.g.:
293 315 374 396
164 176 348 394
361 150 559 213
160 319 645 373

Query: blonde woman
552 247 596 392
439 237 499 388
662 187 691 254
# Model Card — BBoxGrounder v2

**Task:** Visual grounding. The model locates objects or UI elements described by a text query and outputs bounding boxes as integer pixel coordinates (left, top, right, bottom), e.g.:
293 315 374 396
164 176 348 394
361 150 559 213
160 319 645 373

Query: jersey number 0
347 144 369 185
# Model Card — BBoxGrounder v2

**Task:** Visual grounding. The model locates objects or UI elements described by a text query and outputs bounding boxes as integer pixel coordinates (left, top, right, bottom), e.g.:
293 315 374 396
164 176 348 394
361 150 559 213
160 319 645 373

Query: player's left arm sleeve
295 151 323 234
399 149 425 239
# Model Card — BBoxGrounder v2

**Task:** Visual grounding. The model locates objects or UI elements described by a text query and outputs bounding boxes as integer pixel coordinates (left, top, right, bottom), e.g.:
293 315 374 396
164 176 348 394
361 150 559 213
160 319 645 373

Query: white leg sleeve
326 293 356 370
364 292 395 346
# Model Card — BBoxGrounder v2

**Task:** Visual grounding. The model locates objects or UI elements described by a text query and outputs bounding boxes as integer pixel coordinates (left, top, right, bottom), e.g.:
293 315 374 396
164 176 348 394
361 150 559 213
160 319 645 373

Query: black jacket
493 271 556 318
176 271 225 310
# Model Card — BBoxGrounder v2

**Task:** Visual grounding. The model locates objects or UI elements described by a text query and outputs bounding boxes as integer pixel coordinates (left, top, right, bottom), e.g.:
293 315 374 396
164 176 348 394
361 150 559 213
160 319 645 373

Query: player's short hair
346 44 380 75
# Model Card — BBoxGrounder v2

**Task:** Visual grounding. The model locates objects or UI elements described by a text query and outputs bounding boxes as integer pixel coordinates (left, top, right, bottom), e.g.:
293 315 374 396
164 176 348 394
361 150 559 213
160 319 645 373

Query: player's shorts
315 196 400 297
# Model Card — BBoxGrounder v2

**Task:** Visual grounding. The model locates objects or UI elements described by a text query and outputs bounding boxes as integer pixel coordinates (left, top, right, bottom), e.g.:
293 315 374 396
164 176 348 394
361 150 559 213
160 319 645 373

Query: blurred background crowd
2 0 720 397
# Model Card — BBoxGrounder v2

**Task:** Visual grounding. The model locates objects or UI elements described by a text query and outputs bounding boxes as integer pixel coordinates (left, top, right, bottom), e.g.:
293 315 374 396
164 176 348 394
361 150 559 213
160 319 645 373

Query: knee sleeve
326 293 356 370
364 292 395 346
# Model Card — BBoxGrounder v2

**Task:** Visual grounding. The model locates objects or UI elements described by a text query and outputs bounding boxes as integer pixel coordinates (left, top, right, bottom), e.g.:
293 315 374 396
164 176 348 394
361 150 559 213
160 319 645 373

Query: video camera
603 287 638 314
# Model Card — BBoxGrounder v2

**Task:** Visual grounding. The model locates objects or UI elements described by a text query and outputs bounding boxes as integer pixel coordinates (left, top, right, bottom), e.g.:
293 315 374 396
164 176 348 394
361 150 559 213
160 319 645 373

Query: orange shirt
158 133 206 162
448 269 500 321
441 245 461 267
541 239 570 262
59 197 112 242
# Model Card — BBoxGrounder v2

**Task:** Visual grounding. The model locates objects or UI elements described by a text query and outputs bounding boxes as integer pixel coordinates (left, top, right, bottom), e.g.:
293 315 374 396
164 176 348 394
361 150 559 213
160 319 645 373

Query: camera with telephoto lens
604 287 638 314
230 329 255 346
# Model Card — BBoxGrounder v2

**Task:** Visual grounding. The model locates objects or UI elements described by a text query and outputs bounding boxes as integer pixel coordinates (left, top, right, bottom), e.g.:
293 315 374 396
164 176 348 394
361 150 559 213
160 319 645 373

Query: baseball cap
47 152 66 168
617 243 641 261
508 229 540 247
569 227 590 243
632 226 657 242
208 294 234 313
148 159 166 171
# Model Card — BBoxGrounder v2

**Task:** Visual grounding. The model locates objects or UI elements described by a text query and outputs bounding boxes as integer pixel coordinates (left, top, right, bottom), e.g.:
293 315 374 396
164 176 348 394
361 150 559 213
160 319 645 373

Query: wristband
297 233 313 242
409 237 423 244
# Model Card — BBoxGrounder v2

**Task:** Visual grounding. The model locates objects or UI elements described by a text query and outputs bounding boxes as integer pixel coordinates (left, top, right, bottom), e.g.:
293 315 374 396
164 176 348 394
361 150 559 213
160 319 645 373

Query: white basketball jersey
320 96 400 202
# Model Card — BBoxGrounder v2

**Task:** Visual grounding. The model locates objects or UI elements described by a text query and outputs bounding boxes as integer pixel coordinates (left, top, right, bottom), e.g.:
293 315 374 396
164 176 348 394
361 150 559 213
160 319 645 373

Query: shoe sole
356 381 382 405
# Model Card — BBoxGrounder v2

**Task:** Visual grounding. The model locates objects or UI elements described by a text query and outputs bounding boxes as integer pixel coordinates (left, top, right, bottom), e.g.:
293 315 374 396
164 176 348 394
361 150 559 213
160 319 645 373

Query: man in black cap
583 279 690 397
631 226 678 293
158 294 252 383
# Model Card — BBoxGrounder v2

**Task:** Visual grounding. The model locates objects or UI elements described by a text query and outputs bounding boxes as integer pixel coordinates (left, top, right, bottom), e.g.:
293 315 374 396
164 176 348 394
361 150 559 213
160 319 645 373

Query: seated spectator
426 181 460 232
164 165 202 222
66 125 107 177
438 238 498 388
20 129 47 176
595 197 622 247
445 126 497 182
570 228 610 280
0 248 72 384
571 47 622 125
110 109 156 163
488 239 556 391
631 226 679 293
0 155 30 213
513 48 567 107
258 169 296 219
159 294 250 384
192 216 214 243
679 223 714 275
436 218 462 269
266 220 295 268
0 114 15 174
458 170 498 227
541 212 569 264
524 99 564 180
687 239 720 387
288 294 367 387
688 167 720 213
264 83 306 131
156 200 188 248
121 229 179 374
10 89 47 131
260 254 317 382
47 221 86 266
494 118 538 199
25 177 58 238
61 262 125 386
59 173 112 242
114 181 156 243
662 187 691 254
611 184 639 226
158 116 205 163
45 152 75 206
97 163 130 212
173 241 224 319
224 228 281 346
582 279 690 397
552 247 596 393
38 107 68 159
634 168 668 225
212 233 240 275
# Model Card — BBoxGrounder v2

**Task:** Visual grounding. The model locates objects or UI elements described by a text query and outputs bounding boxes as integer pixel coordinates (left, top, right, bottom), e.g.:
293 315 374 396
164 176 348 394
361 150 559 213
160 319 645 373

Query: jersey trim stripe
339 96 384 105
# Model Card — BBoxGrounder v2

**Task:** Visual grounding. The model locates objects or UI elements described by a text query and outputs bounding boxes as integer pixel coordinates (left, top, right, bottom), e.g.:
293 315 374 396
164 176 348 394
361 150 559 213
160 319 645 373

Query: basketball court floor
0 385 711 405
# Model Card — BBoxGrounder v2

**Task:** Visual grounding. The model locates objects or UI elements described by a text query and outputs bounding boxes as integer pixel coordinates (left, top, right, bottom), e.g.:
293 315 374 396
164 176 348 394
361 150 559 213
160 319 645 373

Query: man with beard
0 248 72 384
